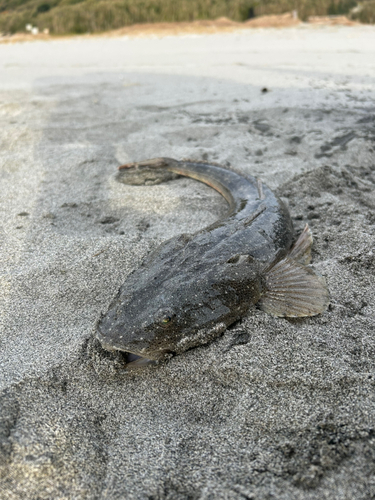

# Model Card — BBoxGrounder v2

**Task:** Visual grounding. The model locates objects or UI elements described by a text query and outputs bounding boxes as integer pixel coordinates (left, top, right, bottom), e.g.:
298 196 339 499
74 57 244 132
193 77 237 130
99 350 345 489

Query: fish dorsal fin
288 223 313 265
259 257 329 317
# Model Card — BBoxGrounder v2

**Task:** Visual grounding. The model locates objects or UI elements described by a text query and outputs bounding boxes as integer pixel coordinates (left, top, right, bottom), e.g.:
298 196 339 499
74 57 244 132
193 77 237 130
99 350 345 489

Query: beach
0 25 375 499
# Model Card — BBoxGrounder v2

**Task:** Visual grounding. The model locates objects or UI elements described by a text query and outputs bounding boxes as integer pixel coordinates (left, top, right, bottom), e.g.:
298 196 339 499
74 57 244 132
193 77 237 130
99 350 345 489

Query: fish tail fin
117 158 180 185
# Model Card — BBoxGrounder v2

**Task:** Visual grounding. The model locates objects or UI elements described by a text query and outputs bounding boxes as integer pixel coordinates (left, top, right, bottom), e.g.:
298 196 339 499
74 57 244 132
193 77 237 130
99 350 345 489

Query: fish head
96 274 229 361
96 245 263 362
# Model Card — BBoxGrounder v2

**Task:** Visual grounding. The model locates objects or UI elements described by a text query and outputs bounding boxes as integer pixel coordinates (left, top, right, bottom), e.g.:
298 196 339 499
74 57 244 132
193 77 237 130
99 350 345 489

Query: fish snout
96 317 153 355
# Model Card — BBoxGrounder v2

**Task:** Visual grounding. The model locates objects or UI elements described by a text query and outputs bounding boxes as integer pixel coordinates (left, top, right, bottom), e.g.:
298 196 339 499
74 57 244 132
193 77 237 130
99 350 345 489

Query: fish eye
157 310 175 328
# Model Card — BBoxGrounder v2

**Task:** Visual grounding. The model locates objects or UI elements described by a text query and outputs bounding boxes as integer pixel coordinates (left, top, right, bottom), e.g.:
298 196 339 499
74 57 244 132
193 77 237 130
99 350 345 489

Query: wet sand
0 26 375 499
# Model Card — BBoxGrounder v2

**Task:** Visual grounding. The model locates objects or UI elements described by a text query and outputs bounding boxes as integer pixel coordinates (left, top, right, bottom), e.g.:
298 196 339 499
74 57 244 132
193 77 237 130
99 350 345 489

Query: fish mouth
124 352 157 369
95 330 157 368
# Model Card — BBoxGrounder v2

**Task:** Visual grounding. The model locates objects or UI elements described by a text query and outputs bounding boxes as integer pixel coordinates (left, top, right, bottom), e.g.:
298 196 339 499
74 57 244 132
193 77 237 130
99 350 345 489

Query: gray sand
0 26 375 499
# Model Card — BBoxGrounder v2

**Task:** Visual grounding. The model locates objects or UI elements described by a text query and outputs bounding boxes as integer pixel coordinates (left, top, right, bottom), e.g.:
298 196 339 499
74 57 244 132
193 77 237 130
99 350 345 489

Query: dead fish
96 158 329 366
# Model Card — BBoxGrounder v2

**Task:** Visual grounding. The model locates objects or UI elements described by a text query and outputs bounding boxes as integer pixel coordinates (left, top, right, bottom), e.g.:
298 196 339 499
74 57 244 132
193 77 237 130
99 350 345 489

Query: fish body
96 158 328 363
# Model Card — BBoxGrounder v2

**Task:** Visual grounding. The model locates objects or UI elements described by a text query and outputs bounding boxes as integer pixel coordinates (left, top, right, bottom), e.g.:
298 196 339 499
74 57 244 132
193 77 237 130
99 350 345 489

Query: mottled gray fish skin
96 158 328 363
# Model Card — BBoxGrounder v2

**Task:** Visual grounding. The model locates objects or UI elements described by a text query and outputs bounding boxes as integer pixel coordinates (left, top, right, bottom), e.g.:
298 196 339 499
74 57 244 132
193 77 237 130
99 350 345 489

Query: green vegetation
0 0 373 35
352 0 375 22
327 0 357 14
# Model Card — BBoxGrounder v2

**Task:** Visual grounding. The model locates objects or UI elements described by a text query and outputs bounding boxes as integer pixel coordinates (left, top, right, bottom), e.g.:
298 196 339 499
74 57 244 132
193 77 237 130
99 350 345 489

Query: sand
0 25 374 499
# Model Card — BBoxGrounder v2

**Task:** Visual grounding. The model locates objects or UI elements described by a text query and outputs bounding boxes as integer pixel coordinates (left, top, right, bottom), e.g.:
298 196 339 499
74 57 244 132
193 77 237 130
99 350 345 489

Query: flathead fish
96 158 329 365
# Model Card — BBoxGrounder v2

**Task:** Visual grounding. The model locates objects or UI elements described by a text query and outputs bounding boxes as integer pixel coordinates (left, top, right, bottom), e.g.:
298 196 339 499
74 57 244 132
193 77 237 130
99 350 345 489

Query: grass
352 0 375 22
0 0 373 34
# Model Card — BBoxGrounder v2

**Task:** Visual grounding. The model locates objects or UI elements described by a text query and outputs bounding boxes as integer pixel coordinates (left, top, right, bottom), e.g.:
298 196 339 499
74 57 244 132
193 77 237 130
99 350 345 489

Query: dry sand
0 25 375 499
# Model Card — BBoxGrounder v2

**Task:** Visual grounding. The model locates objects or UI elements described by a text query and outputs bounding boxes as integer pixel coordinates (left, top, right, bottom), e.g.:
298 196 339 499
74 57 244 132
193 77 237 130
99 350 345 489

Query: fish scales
96 158 329 365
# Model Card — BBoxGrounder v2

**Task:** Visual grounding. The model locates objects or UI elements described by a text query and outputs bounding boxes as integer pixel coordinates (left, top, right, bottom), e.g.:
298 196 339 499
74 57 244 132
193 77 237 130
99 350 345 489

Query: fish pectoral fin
259 257 329 317
288 223 313 265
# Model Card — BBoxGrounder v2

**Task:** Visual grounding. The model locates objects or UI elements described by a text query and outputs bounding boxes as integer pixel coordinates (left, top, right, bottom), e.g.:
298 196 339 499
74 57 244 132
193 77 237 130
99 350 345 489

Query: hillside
0 0 374 35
